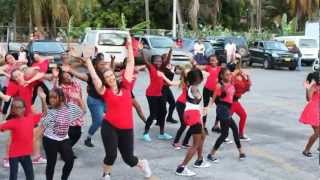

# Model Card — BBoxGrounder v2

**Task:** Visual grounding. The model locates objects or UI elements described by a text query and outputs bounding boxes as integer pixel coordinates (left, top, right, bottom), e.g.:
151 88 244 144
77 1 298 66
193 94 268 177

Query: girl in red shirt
191 55 221 134
85 37 152 179
0 90 46 180
231 69 251 141
299 72 320 157
207 68 246 162
172 65 193 149
142 51 179 142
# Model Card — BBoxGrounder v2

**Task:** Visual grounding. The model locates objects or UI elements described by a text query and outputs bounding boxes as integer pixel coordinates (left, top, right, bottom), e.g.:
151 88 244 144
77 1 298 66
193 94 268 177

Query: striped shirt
41 103 83 141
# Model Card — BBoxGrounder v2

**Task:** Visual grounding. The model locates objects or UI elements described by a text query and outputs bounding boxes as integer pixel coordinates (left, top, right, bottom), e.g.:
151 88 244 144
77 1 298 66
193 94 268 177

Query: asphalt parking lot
0 66 320 180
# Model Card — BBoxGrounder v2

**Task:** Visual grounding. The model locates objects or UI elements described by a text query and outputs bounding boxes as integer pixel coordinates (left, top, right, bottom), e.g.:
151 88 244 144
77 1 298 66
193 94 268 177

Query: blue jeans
87 95 106 136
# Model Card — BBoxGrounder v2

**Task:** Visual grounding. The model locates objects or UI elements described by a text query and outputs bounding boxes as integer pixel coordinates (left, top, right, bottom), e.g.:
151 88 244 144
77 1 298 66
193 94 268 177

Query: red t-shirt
32 59 49 73
204 66 221 91
215 83 235 104
0 114 41 158
177 83 187 104
6 81 36 115
232 75 251 98
146 65 164 96
102 78 133 129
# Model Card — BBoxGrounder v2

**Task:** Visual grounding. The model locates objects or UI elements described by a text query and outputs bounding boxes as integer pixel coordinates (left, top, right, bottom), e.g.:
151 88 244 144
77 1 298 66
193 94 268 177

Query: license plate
284 58 291 62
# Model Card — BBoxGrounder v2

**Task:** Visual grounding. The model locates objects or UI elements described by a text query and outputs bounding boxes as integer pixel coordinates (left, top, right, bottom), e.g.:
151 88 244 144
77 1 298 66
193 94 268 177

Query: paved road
0 66 319 180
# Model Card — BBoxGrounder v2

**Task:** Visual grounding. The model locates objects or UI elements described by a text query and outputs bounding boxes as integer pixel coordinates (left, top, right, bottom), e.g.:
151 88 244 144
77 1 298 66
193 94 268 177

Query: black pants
144 96 167 134
202 87 217 127
173 102 191 145
9 156 34 180
213 104 241 150
1 87 11 115
68 126 82 147
43 136 74 180
101 121 138 167
32 82 50 104
162 86 176 121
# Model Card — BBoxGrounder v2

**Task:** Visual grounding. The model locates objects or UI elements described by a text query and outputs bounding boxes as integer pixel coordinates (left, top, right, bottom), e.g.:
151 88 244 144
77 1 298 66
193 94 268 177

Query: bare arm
160 48 172 69
124 36 135 82
26 72 45 84
85 58 105 95
141 51 151 68
159 72 179 86
0 91 11 102
69 69 89 82
38 88 48 116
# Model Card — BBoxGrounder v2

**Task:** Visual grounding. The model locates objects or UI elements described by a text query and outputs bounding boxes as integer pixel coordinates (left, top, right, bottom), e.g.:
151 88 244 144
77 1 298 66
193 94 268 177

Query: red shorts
184 110 201 126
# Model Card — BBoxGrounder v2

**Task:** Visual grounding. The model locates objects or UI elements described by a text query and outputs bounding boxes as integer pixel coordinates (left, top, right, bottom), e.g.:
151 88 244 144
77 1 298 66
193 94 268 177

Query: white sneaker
176 166 196 176
32 156 47 164
240 136 251 142
140 159 152 178
102 174 111 180
193 160 211 168
224 138 233 144
3 158 9 168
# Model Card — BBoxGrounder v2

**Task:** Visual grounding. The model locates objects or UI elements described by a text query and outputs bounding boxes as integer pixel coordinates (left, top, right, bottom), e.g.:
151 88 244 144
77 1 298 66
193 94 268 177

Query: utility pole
145 0 150 34
172 0 177 39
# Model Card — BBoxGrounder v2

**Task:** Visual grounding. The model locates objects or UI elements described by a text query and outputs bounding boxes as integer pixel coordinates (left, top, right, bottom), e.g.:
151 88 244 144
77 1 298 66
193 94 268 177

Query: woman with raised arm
142 50 179 142
61 53 107 148
85 36 152 180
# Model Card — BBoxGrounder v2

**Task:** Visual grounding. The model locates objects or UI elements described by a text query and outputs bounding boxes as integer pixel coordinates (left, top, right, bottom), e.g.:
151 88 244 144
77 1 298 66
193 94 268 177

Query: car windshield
98 33 126 46
225 37 247 46
299 39 317 48
32 42 65 53
150 37 174 48
265 42 288 51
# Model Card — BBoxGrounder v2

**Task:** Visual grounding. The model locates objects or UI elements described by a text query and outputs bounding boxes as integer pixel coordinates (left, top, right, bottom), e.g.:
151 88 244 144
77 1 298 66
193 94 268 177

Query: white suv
81 30 129 62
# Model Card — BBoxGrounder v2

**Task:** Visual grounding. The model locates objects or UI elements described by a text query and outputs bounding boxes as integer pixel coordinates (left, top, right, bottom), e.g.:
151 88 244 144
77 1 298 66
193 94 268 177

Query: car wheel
263 58 272 69
289 64 297 71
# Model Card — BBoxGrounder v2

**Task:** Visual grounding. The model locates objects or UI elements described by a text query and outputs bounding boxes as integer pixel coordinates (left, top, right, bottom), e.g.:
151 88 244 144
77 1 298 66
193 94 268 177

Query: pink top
215 82 235 104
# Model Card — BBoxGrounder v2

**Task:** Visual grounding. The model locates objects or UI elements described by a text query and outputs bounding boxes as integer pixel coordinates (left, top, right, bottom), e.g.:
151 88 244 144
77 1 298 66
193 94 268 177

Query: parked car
249 41 297 70
274 36 319 65
211 36 250 64
136 35 193 67
181 38 215 58
81 29 129 62
25 40 65 67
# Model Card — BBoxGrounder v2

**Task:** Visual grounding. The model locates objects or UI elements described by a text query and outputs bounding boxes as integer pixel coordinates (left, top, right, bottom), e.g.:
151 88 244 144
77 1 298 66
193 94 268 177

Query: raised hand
38 87 47 99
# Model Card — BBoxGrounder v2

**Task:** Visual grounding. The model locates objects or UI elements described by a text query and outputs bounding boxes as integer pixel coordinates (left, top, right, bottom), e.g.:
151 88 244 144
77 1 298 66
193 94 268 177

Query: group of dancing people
0 34 318 180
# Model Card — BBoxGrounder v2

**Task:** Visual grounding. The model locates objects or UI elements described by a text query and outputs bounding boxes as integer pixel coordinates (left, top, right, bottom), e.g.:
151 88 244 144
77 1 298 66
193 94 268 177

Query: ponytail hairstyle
186 68 203 86
218 67 229 98
179 64 192 88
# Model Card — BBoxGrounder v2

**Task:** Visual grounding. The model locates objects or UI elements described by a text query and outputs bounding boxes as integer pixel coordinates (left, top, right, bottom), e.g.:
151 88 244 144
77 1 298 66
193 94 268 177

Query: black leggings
173 102 191 145
202 87 213 127
32 82 50 104
68 126 82 147
144 96 167 134
162 86 176 121
1 87 11 115
9 156 34 180
43 136 74 180
213 104 241 150
101 121 138 167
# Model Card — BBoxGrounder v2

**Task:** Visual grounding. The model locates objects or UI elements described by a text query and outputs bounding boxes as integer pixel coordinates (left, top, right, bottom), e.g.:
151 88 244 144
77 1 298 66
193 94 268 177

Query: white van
81 29 129 62
274 36 319 65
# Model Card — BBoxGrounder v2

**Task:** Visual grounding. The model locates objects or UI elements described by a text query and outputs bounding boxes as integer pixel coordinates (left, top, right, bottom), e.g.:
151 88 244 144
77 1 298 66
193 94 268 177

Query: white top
185 86 202 111
194 42 205 55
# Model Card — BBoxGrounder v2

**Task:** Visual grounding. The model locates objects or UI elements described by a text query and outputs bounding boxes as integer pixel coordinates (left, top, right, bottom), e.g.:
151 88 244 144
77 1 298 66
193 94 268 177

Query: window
86 32 96 44
299 39 317 48
98 33 126 46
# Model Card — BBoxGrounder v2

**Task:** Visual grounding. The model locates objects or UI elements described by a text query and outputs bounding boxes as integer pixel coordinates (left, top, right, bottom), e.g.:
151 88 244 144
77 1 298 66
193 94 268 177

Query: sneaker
32 156 47 164
175 166 196 176
157 133 173 140
140 159 152 178
142 134 152 142
211 126 221 133
166 118 178 124
84 138 95 147
172 143 182 150
102 173 111 180
240 136 251 142
239 153 246 160
193 159 211 168
3 158 9 168
207 154 219 163
302 151 313 157
181 144 191 149
224 138 233 144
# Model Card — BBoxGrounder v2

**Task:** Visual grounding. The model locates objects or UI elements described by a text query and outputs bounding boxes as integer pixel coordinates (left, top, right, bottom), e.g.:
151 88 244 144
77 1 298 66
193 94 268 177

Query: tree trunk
176 0 184 38
211 0 220 29
189 0 200 31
